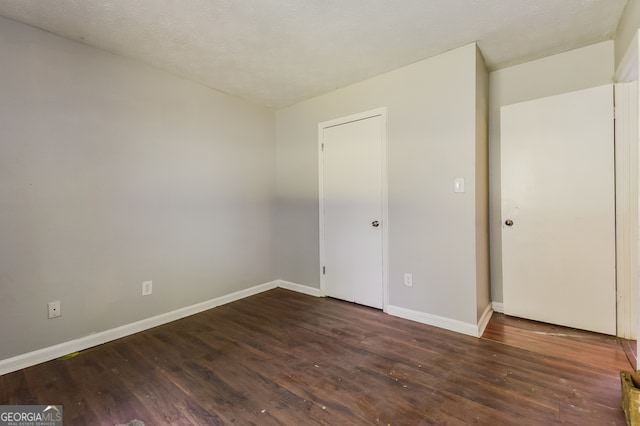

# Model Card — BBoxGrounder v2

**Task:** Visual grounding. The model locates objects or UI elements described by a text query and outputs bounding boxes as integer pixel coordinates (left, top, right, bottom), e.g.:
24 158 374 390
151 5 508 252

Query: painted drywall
475 47 490 321
616 0 640 70
276 44 488 325
0 16 276 360
488 41 614 303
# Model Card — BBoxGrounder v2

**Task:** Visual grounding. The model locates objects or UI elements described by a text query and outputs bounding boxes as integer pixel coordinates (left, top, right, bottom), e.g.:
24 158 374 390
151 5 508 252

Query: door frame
614 81 638 340
614 30 639 344
318 107 389 311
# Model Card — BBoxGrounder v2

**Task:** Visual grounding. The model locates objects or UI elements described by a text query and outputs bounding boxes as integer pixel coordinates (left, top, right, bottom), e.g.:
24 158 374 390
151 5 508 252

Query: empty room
1 1 639 424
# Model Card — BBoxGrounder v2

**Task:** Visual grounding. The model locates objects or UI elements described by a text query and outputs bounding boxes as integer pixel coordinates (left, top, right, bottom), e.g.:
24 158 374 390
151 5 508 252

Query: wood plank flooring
0 289 632 425
483 312 632 373
620 338 638 370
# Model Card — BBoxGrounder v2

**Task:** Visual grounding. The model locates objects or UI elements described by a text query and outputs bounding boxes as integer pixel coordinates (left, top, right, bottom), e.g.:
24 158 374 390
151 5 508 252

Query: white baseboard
0 280 279 376
278 280 323 297
477 303 493 337
1 280 493 375
492 301 504 313
386 305 484 337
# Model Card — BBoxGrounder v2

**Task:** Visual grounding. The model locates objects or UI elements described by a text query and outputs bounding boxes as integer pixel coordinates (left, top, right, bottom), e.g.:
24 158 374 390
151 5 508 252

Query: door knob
505 219 514 227
372 220 380 227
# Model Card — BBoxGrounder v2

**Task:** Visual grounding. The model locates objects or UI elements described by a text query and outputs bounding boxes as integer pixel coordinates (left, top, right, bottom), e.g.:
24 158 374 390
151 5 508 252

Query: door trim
318 107 389 311
614 30 639 348
614 81 639 340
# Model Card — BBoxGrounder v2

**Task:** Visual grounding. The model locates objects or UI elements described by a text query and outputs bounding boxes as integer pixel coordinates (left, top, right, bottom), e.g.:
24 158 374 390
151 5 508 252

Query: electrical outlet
404 273 413 287
48 301 61 319
142 281 153 296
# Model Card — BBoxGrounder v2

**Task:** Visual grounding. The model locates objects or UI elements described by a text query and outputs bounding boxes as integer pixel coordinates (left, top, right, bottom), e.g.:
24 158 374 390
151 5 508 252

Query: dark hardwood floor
0 289 632 425
483 312 632 373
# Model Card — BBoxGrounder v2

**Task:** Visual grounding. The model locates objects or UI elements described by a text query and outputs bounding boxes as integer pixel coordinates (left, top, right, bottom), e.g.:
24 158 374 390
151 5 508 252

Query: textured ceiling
0 0 629 107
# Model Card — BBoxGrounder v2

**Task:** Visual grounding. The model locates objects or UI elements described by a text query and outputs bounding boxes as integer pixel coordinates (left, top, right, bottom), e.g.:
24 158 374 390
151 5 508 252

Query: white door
319 110 385 309
501 85 615 335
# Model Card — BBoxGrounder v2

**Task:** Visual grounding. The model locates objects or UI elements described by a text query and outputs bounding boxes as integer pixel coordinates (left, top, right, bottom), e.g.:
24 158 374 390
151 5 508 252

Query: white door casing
318 108 388 310
614 81 639 341
614 29 639 361
501 85 616 335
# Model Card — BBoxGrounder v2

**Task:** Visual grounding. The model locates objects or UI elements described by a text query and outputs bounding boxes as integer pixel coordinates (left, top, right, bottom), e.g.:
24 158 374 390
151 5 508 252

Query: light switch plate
454 178 465 193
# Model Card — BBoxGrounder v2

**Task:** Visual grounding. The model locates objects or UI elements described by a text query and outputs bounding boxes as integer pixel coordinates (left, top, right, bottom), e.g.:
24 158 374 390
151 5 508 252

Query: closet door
320 111 385 309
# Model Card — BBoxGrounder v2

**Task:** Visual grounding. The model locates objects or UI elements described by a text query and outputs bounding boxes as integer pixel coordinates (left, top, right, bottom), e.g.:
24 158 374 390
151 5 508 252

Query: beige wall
2 6 621 363
488 41 614 303
276 44 489 326
0 16 276 359
475 47 490 321
616 0 640 70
